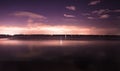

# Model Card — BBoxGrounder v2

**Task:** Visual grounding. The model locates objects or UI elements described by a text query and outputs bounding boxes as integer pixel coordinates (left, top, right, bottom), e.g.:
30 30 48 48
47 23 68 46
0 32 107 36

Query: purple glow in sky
0 0 120 35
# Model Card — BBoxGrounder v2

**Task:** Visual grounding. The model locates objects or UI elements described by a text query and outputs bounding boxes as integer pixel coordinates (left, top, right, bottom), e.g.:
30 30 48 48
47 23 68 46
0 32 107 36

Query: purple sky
0 0 120 35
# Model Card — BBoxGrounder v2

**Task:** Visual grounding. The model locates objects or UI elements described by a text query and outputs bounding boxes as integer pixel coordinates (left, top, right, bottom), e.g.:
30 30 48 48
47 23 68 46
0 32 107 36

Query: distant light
60 39 63 45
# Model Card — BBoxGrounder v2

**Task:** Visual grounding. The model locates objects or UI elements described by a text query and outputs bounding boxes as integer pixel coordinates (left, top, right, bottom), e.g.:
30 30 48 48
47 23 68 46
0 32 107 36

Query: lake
0 39 120 71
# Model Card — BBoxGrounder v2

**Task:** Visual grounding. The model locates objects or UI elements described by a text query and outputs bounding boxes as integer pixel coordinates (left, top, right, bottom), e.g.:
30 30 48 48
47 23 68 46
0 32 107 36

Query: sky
0 0 120 35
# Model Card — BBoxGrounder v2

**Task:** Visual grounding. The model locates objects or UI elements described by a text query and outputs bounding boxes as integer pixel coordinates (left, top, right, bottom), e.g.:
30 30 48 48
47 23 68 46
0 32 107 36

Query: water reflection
0 39 120 60
0 39 120 71
0 39 98 46
0 39 97 59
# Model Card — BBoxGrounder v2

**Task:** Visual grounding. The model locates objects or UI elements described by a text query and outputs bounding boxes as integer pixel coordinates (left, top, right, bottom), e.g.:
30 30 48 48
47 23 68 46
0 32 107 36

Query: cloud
91 9 120 15
82 13 91 16
83 9 112 19
92 9 110 15
88 0 101 5
64 14 75 18
66 6 76 11
13 11 47 24
91 9 110 19
99 14 110 19
113 9 120 13
89 9 120 19
87 17 95 20
13 11 46 19
82 9 111 20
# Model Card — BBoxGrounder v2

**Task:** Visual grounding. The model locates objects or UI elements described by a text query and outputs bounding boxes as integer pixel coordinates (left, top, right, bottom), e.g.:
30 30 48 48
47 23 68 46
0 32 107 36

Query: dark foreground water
0 39 120 71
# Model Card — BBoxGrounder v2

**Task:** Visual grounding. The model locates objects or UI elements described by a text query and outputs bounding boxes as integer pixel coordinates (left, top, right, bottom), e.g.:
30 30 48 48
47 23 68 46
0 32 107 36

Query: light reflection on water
0 39 120 60
0 39 93 59
0 39 97 46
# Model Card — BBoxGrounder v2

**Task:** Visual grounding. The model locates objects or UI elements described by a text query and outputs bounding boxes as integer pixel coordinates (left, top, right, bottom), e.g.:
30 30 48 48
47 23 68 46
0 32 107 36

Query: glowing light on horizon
0 24 109 35
0 27 24 35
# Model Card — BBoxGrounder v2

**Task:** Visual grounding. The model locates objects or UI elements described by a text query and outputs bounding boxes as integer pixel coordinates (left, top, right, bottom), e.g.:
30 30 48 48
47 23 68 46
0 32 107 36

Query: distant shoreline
0 34 120 40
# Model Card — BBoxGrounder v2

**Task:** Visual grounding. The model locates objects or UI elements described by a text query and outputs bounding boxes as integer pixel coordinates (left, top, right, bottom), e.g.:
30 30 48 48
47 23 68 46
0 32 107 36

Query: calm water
0 39 120 71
